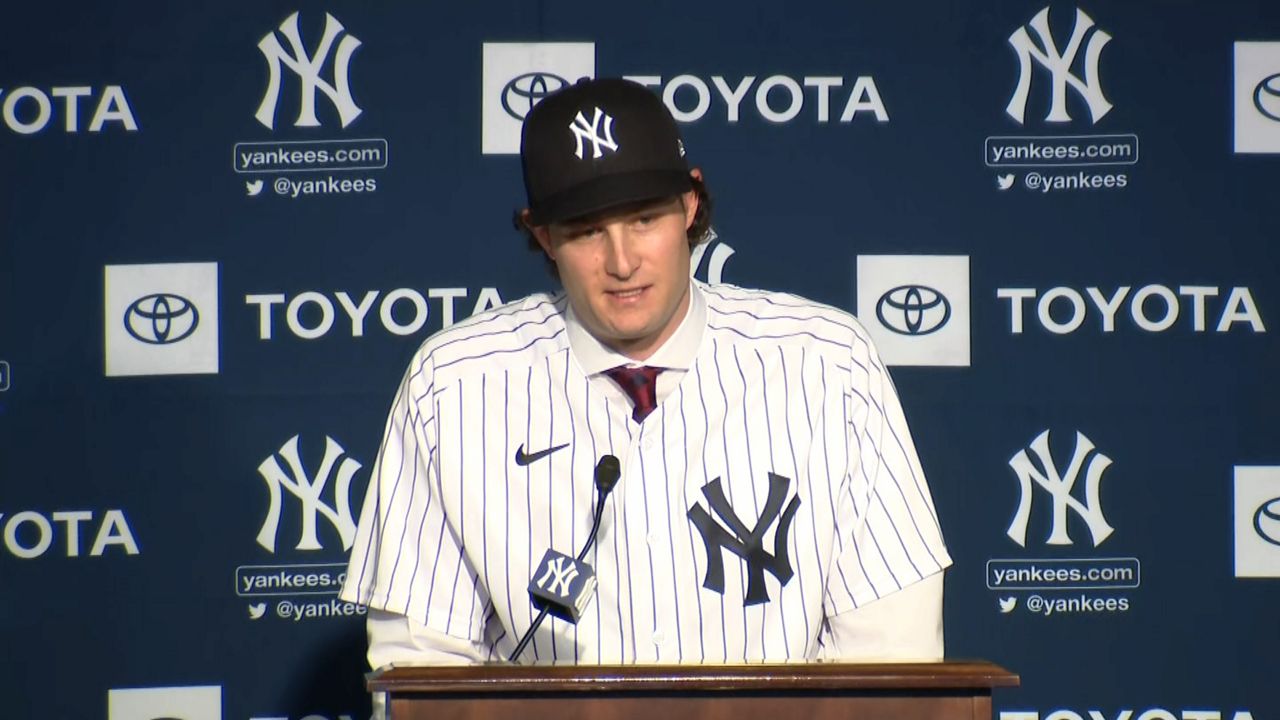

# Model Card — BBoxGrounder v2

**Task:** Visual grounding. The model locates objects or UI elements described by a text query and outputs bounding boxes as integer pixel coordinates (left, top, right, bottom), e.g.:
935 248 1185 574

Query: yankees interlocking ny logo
569 107 618 159
256 12 363 129
1006 6 1113 124
1007 429 1114 547
536 555 580 597
257 435 361 552
688 473 801 605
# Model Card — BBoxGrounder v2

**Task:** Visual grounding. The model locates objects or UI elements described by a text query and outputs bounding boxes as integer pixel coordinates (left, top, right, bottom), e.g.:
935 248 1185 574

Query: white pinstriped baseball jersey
340 281 950 663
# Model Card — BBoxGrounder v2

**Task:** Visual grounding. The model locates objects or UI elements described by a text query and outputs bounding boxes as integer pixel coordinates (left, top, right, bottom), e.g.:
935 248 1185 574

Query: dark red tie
604 366 663 422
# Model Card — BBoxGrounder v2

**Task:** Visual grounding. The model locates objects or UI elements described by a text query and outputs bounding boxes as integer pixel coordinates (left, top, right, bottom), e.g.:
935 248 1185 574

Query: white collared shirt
565 280 706 406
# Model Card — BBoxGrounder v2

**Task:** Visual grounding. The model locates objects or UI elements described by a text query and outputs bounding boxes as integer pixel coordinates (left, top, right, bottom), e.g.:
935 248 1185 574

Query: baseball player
340 78 950 708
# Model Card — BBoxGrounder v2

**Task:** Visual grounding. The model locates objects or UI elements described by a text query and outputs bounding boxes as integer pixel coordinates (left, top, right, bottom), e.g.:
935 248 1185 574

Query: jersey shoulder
699 282 877 355
405 291 570 383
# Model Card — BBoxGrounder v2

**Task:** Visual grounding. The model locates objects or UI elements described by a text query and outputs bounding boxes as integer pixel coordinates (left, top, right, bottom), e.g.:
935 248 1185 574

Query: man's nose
602 225 637 278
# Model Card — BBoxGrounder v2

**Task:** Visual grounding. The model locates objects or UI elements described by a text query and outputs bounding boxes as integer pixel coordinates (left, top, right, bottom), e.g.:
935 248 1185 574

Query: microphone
508 455 621 662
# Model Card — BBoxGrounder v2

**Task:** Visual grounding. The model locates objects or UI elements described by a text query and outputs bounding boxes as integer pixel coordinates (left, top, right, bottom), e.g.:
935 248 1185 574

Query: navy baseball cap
520 77 692 226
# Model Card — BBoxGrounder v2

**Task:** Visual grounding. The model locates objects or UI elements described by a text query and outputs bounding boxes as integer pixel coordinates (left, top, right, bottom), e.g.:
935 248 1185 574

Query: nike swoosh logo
514 443 569 466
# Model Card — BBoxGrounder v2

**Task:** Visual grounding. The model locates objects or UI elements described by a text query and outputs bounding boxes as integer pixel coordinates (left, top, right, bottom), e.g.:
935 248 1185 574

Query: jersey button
652 630 666 645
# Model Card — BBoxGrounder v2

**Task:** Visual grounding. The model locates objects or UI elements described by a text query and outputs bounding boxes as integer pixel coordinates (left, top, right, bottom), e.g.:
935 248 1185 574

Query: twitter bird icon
998 597 1017 614
248 603 267 620
996 174 1015 191
245 179 264 196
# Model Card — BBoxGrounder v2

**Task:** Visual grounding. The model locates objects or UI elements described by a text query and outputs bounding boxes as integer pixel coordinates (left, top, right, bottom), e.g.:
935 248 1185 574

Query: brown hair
513 174 715 281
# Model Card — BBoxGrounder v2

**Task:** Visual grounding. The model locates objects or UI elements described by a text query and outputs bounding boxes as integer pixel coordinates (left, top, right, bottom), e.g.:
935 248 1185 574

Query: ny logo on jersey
535 555 580 597
1006 6 1113 124
569 107 618 159
1007 429 1114 547
688 473 801 605
256 11 363 129
257 435 362 552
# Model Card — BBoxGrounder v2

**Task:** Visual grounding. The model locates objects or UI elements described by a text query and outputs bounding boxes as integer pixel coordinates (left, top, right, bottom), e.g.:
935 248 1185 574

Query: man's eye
566 227 599 240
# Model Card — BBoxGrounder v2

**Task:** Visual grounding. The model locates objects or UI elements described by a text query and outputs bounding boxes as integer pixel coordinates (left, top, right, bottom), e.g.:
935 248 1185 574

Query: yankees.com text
987 558 1140 590
236 563 347 596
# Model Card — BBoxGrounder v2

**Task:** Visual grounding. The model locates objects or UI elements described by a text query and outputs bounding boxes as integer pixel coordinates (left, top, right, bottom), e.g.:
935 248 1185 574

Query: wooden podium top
368 660 1019 695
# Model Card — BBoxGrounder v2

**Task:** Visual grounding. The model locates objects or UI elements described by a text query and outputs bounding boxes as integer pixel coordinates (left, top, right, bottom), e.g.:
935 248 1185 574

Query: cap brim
527 170 693 226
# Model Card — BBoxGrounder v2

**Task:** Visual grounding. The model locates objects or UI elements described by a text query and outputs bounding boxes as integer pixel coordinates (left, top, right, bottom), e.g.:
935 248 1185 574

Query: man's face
532 190 699 361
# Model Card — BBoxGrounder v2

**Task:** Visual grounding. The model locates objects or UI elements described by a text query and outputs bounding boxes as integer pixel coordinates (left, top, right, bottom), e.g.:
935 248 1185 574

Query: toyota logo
124 293 200 345
501 72 570 121
1254 72 1280 122
876 285 951 336
1254 496 1280 547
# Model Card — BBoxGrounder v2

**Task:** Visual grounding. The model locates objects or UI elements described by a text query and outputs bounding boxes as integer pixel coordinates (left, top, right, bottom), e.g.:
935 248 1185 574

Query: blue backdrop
2 2 1278 719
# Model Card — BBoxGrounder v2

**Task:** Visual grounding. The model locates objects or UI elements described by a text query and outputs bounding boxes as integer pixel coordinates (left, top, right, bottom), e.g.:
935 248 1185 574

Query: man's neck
606 284 691 362
564 282 705 374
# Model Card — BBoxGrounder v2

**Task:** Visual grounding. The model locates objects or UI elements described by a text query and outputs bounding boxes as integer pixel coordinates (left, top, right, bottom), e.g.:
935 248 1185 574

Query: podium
368 661 1018 720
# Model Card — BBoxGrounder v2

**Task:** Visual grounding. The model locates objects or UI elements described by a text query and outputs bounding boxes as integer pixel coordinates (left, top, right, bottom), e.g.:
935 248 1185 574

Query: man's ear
682 168 703 230
522 209 555 260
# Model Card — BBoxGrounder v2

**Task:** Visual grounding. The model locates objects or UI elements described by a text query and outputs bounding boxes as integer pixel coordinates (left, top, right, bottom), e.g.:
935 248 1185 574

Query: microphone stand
509 455 620 662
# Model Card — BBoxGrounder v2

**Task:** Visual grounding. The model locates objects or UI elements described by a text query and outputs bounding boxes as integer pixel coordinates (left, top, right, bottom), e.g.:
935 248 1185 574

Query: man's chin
602 327 655 346
597 323 663 353
592 308 654 337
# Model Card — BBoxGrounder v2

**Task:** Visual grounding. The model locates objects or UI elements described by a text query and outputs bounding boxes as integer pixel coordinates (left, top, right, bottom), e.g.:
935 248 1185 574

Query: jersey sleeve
823 331 952 617
340 351 490 644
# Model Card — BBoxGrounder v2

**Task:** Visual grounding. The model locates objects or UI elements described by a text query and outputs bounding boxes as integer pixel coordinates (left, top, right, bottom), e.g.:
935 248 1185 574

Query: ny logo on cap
569 106 619 159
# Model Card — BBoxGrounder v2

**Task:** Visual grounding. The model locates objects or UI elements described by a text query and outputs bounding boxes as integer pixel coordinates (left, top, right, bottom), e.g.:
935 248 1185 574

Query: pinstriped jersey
340 282 951 663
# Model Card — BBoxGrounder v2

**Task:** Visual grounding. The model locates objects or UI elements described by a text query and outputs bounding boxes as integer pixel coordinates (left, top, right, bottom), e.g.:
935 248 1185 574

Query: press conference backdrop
2 1 1278 718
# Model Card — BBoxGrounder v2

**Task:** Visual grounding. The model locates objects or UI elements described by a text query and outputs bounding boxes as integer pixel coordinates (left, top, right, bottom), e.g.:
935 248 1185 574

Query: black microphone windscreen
594 455 621 493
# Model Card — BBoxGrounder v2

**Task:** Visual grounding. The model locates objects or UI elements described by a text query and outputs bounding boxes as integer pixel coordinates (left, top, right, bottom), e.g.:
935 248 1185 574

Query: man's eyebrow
559 197 682 227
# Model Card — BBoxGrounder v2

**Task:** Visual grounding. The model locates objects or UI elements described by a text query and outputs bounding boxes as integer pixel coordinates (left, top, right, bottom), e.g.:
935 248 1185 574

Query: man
340 78 950 684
